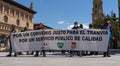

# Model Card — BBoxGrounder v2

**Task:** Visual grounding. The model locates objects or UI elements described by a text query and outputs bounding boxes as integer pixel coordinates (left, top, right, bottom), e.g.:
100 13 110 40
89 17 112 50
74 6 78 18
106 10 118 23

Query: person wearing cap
69 22 81 57
6 25 18 57
101 19 113 57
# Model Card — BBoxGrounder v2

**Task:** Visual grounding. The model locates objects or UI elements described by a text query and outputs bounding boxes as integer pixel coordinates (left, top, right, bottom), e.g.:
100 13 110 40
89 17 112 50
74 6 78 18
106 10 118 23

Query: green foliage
110 19 120 40
93 15 120 40
93 18 104 29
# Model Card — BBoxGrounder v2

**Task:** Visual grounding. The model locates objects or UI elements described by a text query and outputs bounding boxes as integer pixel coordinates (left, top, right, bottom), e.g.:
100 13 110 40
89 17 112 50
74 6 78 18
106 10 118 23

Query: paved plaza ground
0 52 120 66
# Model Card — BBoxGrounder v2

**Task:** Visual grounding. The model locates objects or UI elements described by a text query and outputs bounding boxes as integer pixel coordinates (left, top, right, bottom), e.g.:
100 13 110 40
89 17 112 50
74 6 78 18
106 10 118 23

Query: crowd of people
6 19 114 57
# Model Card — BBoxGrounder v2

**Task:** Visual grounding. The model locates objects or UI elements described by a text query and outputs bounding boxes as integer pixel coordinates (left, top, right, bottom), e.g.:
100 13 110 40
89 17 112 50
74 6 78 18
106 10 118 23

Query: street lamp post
118 0 120 40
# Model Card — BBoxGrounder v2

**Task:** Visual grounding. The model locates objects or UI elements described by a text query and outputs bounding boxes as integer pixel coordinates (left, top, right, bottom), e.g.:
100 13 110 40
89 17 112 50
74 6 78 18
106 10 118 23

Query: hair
38 23 44 29
79 24 83 28
40 23 43 25
10 24 16 32
89 24 93 28
11 24 15 29
24 27 28 31
74 22 78 25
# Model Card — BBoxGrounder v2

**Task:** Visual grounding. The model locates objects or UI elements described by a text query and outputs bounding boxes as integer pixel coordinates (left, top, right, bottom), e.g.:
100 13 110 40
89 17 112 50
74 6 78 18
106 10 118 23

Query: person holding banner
34 23 46 57
21 27 34 55
6 25 18 57
69 22 81 57
88 24 98 55
79 24 85 56
101 19 113 57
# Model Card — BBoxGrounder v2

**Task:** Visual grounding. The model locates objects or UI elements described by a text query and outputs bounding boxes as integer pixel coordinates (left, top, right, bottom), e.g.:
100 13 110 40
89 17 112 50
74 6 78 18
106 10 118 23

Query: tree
93 18 104 29
93 13 120 40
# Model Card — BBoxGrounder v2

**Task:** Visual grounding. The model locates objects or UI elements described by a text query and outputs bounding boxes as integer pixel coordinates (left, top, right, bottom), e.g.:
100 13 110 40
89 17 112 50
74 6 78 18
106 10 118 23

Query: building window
7 7 9 14
2 26 4 29
7 27 9 30
21 12 24 19
26 22 29 28
16 19 20 26
10 8 14 16
5 26 7 30
16 10 19 17
4 6 9 14
25 14 28 20
0 34 6 47
29 16 32 22
4 6 7 13
95 4 97 8
4 15 8 22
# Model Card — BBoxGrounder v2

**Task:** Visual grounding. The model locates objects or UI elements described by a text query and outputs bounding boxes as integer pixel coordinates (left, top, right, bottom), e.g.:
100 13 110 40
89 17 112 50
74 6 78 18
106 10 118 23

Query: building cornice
2 0 37 14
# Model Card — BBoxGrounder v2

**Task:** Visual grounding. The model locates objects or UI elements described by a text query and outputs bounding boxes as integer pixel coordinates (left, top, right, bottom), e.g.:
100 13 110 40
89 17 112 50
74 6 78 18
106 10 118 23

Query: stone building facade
0 0 36 51
92 0 104 24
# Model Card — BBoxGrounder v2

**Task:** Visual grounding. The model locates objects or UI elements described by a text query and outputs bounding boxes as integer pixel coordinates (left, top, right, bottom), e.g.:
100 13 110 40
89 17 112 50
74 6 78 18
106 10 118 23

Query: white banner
10 29 109 52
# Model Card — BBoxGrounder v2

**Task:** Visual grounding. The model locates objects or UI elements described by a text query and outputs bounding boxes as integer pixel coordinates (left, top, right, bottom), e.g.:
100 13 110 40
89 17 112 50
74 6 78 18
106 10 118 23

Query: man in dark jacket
69 22 81 57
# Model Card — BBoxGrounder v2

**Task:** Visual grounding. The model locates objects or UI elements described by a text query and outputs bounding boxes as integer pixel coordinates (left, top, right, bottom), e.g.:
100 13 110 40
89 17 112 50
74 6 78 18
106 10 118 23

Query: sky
14 0 118 29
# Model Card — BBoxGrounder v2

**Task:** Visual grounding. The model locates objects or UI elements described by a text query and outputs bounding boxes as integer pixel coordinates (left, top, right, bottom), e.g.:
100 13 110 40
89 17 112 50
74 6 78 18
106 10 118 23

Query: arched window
26 22 29 28
4 15 8 22
10 8 14 16
21 12 24 19
95 4 97 8
16 19 20 26
4 6 9 14
29 16 32 22
16 10 19 17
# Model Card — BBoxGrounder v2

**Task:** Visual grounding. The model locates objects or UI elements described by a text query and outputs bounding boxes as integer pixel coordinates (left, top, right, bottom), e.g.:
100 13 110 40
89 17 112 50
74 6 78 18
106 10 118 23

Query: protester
88 24 98 55
88 24 94 55
101 19 113 57
79 24 84 56
21 27 28 32
69 22 81 57
34 23 46 57
89 24 93 29
6 25 18 57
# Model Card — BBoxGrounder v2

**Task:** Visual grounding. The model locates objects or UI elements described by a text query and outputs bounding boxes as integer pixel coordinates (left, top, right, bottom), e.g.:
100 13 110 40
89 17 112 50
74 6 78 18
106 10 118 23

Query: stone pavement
0 52 120 66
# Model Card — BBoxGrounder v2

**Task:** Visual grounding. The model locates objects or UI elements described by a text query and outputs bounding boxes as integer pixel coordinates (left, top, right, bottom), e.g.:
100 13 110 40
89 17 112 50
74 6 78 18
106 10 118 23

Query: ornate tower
30 2 34 10
92 0 104 24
